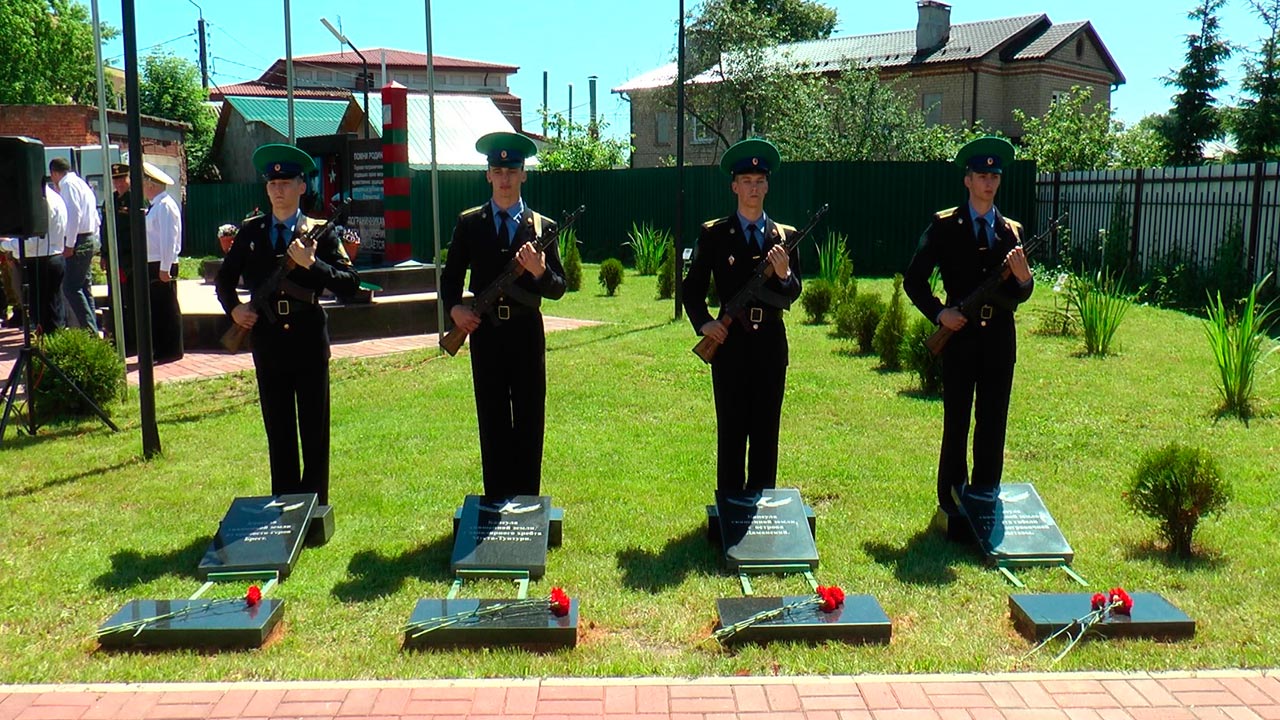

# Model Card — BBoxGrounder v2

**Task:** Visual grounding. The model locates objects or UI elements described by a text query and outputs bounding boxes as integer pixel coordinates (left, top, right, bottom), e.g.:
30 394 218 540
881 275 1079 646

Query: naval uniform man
215 143 359 508
441 131 566 500
903 136 1034 518
682 138 802 492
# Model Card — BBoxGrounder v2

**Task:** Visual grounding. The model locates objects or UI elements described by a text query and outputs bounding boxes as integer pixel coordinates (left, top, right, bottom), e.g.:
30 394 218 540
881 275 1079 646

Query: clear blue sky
95 0 1265 139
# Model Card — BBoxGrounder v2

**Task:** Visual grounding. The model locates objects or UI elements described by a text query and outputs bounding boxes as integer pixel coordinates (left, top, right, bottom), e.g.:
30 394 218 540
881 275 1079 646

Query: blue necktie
497 210 511 247
274 223 288 254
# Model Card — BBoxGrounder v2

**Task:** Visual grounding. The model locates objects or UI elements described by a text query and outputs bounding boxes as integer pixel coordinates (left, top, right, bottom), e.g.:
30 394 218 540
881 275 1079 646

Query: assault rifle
439 205 585 356
692 203 829 364
220 202 350 353
924 211 1067 356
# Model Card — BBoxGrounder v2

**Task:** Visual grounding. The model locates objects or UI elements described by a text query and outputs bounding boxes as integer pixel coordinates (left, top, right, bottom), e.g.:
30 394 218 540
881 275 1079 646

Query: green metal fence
185 161 1035 276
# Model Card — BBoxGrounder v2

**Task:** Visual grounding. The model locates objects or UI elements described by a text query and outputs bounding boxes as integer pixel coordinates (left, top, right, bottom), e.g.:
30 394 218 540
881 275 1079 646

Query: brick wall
0 104 188 183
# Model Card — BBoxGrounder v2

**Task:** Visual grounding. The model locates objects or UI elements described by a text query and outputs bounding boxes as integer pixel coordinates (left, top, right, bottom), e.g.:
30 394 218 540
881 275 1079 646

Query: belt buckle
497 304 510 321
749 307 764 323
980 305 993 320
277 299 290 316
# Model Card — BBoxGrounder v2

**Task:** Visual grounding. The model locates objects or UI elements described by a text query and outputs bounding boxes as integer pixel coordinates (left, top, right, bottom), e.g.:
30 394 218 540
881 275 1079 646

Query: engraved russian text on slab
715 489 819 571
450 495 550 579
197 494 317 580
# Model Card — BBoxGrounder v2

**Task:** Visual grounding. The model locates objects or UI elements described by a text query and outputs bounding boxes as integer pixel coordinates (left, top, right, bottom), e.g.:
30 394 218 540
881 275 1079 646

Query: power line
104 31 196 63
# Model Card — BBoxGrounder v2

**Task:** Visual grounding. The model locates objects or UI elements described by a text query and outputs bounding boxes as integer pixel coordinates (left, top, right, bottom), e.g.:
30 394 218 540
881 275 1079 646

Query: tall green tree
139 53 217 180
0 0 116 105
1163 0 1233 166
537 112 633 170
1015 86 1116 171
1233 0 1280 161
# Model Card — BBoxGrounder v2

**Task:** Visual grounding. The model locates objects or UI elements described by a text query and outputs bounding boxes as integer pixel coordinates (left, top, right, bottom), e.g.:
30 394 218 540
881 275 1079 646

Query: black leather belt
488 303 537 322
737 306 782 326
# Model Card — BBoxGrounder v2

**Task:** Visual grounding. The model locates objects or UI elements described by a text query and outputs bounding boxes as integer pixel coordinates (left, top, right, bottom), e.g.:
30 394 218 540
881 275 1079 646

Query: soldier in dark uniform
441 131 566 500
101 163 136 355
215 144 359 508
682 138 801 492
903 136 1033 517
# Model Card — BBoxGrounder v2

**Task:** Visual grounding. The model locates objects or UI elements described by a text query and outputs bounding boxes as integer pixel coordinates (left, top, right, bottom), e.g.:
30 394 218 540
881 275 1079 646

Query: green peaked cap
955 136 1014 174
719 137 781 175
253 143 316 179
475 131 537 168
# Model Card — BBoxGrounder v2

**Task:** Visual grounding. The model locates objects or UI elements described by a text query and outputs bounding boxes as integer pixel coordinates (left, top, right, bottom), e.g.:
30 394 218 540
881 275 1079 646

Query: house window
297 70 314 81
1076 36 1085 58
392 72 411 85
655 111 673 146
314 69 333 82
690 115 714 144
922 92 943 126
1050 90 1067 105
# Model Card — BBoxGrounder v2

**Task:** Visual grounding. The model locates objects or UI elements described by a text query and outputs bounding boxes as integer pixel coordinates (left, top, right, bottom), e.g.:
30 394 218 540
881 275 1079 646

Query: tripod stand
1 237 118 447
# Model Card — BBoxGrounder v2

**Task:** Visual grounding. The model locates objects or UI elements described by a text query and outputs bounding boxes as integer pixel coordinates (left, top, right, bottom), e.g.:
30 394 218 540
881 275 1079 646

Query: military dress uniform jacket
682 216 802 367
903 206 1033 347
441 204 567 318
215 214 359 364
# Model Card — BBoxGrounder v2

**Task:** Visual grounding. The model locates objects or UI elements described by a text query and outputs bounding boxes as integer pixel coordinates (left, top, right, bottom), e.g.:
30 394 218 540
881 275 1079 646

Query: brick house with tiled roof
209 48 524 131
613 1 1125 167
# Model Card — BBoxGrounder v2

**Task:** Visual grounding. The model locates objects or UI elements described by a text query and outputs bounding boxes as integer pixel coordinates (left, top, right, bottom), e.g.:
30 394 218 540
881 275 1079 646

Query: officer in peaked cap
101 163 136 353
215 142 359 516
440 130 567 500
682 138 802 493
903 135 1033 524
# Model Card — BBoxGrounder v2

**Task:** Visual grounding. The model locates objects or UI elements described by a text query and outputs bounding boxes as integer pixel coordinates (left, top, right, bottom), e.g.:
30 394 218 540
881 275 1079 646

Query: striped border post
381 81 412 263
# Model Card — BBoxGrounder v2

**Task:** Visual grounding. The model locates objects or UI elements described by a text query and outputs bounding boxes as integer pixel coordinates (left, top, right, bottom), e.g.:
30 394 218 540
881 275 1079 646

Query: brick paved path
2 671 1279 719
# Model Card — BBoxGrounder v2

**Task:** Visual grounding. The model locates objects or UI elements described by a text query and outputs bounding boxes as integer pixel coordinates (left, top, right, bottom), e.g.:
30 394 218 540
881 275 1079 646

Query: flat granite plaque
707 503 816 544
403 597 578 649
454 505 563 547
1010 592 1195 641
197 494 317 580
97 597 284 649
715 489 819 572
451 495 550 579
959 483 1073 566
715 594 890 646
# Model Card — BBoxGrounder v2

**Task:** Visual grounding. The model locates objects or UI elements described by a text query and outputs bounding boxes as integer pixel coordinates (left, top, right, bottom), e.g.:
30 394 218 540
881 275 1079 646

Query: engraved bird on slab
725 494 794 509
480 500 542 515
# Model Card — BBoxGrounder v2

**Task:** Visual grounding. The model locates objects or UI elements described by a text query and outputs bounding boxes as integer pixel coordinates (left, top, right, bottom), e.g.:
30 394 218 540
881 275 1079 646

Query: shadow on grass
616 524 718 592
1123 539 1229 571
2 457 143 500
155 393 258 427
0 416 116 450
547 321 669 354
896 387 942 402
863 527 974 586
331 533 455 602
94 536 209 591
834 346 874 359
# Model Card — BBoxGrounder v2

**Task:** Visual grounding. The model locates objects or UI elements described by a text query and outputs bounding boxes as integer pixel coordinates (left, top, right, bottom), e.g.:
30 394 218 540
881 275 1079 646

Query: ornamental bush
873 274 908 370
598 258 624 296
33 329 125 423
656 242 676 300
846 292 885 354
901 316 943 395
1126 443 1231 559
801 279 835 324
562 234 583 292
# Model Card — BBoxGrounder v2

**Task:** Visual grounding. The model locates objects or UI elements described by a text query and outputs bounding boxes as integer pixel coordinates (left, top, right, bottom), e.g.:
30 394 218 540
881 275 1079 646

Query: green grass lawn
1 269 1278 682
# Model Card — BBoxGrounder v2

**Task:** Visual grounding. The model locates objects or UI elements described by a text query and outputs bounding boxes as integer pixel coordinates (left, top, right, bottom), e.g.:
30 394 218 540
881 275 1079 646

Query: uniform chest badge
249 242 255 251
728 255 736 266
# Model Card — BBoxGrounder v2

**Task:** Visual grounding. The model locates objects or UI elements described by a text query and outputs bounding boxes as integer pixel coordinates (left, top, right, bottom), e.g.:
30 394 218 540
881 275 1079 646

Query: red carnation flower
549 587 571 617
1091 592 1108 611
816 585 845 613
245 585 262 608
1108 587 1133 615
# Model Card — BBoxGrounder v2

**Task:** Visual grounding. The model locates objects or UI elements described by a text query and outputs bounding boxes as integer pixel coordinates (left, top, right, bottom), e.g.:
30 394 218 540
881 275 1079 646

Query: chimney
916 0 951 52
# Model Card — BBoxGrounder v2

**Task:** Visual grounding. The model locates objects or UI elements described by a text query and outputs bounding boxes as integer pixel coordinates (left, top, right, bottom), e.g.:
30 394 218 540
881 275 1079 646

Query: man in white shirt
49 157 101 333
0 186 69 334
141 163 183 362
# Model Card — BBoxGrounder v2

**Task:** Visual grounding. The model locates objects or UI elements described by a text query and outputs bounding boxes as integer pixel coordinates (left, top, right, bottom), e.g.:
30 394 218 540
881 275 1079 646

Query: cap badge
728 255 736 266
274 163 282 171
500 150 508 159
752 157 759 166
986 157 994 166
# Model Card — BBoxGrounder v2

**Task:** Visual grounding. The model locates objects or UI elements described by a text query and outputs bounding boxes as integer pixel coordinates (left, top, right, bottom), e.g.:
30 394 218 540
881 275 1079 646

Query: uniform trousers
252 351 331 505
147 262 183 362
938 319 1016 508
711 346 787 493
468 312 546 499
62 233 98 332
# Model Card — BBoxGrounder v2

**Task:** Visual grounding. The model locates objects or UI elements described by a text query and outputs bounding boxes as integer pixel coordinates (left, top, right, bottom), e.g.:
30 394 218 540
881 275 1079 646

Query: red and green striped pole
381 81 412 262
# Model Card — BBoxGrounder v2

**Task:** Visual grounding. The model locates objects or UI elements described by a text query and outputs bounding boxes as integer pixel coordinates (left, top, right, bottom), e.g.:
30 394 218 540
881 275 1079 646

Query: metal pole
542 70 548 135
187 1 207 89
284 0 295 144
122 0 162 457
91 0 125 362
425 0 444 344
674 0 686 320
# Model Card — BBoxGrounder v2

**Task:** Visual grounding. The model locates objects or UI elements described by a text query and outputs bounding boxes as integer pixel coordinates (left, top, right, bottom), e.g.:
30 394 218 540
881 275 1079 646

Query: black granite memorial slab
959 483 1073 566
707 503 816 544
715 489 819 572
454 505 562 547
1010 592 1195 641
305 505 334 547
450 495 551 579
403 597 578 649
197 494 317 580
714 594 890 646
97 597 284 649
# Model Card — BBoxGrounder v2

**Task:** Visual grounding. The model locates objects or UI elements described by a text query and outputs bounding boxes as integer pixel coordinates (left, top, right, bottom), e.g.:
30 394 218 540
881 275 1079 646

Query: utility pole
187 0 208 90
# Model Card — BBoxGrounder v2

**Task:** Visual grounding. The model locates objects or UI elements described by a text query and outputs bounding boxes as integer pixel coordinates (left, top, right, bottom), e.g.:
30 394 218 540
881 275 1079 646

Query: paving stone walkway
2 671 1279 720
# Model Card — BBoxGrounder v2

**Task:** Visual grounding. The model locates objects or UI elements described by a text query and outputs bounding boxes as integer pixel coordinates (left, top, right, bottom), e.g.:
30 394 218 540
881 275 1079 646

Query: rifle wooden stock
924 324 953 356
438 205 584 357
220 322 251 353
691 317 733 363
